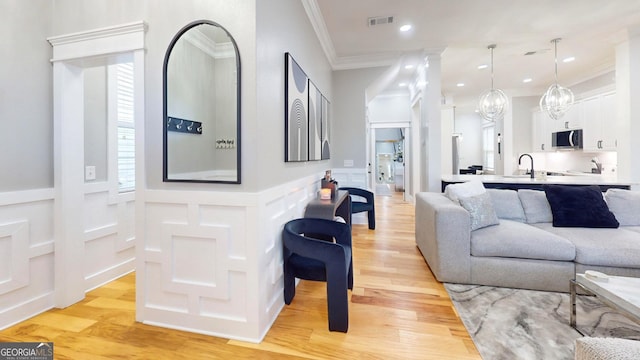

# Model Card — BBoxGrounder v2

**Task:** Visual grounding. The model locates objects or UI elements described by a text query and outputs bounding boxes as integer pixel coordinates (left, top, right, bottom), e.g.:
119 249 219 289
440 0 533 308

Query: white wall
0 0 336 342
369 94 411 123
441 106 454 175
135 0 335 342
0 0 53 191
423 55 443 192
332 67 388 169
511 96 537 158
84 66 109 182
0 0 56 330
254 0 333 190
454 109 483 170
507 95 539 174
615 30 640 187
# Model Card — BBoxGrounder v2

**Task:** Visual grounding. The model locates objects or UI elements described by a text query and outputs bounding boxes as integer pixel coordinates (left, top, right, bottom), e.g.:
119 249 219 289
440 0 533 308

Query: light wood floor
0 191 480 359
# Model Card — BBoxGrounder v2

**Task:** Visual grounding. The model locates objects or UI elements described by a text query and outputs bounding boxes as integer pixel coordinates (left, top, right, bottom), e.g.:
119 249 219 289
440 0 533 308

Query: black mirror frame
162 20 241 184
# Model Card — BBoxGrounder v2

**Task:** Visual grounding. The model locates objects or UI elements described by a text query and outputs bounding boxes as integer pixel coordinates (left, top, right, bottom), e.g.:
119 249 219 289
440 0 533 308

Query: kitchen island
441 174 632 192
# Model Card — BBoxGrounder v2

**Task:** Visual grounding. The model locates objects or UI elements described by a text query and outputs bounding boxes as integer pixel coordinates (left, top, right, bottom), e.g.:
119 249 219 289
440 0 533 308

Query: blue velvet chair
340 187 375 229
282 218 353 332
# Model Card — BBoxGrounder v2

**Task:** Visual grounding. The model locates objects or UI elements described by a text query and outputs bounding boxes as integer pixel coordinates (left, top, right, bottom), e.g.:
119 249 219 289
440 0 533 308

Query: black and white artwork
308 80 322 161
321 94 331 160
284 53 308 162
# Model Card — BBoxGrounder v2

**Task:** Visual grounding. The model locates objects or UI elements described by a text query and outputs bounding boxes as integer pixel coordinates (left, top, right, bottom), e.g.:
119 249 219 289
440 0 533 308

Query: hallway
0 192 479 359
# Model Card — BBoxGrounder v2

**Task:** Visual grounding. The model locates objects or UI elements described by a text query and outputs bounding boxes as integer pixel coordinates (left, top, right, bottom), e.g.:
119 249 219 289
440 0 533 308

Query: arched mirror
163 20 241 183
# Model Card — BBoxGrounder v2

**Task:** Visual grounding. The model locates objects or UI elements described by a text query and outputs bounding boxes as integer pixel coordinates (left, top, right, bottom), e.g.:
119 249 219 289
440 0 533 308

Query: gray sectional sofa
415 185 640 292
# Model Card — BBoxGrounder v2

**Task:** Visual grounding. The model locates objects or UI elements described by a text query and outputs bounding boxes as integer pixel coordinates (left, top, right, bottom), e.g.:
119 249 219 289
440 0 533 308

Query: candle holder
319 188 332 200
321 170 338 198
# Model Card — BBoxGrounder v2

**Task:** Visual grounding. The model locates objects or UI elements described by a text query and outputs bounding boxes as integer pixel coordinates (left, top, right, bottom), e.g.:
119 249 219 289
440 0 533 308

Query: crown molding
302 0 401 70
47 21 146 47
302 0 446 71
301 0 337 66
332 53 399 70
184 29 235 59
47 21 146 62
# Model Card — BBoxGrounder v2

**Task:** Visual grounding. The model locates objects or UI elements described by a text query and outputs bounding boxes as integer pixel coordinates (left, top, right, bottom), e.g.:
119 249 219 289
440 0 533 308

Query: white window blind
482 124 495 171
117 63 135 193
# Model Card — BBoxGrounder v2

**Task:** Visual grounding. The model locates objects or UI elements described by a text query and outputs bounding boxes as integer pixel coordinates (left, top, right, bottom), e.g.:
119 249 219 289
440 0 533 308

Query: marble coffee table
570 273 640 335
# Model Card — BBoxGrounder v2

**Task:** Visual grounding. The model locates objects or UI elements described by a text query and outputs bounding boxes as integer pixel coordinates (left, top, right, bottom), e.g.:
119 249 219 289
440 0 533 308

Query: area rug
444 283 640 360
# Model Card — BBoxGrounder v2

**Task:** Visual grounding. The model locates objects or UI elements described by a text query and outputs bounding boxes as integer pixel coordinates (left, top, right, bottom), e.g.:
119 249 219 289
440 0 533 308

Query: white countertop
442 174 633 186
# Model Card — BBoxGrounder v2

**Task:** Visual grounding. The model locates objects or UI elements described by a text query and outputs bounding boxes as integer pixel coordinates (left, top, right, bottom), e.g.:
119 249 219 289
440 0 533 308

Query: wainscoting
136 174 322 342
332 167 368 224
2 170 367 339
331 167 367 189
83 182 135 291
0 189 55 329
0 184 136 330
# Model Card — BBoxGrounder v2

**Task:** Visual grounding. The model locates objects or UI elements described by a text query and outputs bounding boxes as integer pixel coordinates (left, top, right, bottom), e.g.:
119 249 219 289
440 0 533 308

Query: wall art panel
284 53 308 162
308 80 322 161
321 95 331 160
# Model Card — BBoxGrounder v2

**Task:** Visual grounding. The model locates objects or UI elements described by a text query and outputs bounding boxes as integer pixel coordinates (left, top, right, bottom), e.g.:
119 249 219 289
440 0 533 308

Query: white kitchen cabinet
558 104 582 130
532 90 616 153
543 103 581 134
583 93 617 151
531 110 551 152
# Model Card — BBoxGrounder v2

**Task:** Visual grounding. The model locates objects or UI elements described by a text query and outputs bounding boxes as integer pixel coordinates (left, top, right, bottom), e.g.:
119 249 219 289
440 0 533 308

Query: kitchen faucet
518 153 534 179
591 158 603 174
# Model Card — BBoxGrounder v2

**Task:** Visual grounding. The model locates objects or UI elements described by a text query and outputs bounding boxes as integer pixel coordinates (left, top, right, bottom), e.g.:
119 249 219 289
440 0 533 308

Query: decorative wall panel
138 174 321 342
0 221 29 293
83 185 135 291
0 189 55 329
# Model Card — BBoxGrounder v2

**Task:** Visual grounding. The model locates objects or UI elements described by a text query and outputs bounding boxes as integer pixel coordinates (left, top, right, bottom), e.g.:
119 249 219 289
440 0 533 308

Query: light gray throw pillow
459 192 500 231
444 180 486 204
518 189 553 224
487 189 526 222
605 189 640 226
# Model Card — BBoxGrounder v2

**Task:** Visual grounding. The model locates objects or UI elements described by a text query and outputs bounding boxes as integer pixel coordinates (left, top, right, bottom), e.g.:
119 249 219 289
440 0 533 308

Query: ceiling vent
368 16 394 27
524 49 550 56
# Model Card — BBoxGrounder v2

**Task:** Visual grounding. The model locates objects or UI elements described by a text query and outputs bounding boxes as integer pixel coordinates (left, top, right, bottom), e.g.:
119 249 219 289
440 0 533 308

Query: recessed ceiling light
563 56 575 63
404 64 414 70
400 24 412 32
399 82 407 87
523 78 533 83
457 83 465 87
477 64 489 70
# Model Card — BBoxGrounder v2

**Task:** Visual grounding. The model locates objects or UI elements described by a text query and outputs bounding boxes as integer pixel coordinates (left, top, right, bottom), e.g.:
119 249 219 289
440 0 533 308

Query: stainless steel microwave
552 129 583 149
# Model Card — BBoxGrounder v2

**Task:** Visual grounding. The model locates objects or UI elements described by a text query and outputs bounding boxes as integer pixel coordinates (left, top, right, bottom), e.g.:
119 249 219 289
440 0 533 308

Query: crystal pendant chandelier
540 38 574 120
478 44 509 122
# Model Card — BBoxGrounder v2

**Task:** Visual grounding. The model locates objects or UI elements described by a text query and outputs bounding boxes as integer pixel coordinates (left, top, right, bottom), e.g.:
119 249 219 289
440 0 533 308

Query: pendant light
540 38 574 120
478 44 509 122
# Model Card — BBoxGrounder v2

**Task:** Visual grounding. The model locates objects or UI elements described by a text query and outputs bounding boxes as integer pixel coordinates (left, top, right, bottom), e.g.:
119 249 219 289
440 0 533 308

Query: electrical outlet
85 166 96 181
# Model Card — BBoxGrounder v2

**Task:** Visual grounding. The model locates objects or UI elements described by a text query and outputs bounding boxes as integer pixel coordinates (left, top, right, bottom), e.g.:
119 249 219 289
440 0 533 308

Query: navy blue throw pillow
543 185 619 228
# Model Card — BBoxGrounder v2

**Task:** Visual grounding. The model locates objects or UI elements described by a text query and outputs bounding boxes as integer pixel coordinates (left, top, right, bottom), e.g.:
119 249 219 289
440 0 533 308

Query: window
482 124 494 171
116 62 135 192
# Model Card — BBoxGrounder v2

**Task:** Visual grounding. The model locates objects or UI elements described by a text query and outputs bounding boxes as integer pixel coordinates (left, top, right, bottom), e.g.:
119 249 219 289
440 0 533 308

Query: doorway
49 22 145 308
368 123 410 197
